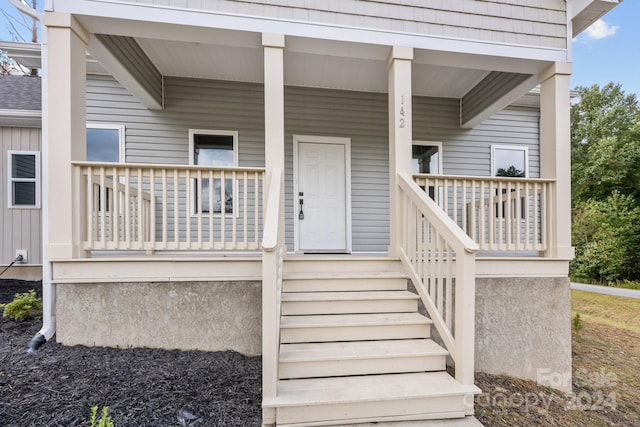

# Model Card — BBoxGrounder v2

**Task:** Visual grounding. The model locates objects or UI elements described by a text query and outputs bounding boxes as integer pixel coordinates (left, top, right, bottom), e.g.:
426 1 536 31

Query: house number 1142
399 95 405 128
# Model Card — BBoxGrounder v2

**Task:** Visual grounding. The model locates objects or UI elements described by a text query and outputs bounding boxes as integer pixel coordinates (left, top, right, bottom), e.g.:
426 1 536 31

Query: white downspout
8 0 52 354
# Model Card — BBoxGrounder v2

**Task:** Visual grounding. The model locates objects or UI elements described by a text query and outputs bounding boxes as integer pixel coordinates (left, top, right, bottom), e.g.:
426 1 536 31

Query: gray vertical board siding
95 35 163 106
87 75 540 252
111 0 566 50
0 126 42 265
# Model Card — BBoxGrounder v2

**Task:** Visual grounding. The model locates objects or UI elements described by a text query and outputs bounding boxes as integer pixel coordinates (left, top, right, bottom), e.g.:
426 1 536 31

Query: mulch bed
0 280 262 427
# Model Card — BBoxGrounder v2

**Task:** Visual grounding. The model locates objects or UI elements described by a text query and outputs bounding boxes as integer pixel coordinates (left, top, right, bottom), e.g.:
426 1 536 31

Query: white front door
295 136 350 252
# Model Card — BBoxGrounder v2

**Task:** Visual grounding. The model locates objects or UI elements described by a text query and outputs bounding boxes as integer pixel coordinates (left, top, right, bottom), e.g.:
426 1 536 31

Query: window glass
412 145 440 174
8 152 40 208
87 126 122 162
493 146 527 177
191 132 236 214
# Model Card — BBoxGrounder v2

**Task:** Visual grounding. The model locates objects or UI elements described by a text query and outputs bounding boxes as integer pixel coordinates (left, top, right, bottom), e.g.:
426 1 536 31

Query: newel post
388 46 413 257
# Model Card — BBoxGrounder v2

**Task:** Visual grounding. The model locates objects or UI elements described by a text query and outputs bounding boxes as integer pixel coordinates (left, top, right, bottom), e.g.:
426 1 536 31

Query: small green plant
1 290 42 321
573 312 584 336
90 406 115 427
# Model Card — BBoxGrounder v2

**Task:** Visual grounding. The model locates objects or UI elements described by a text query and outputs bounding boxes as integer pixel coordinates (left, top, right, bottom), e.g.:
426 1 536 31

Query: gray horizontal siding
413 97 540 177
87 76 540 252
0 126 42 265
117 0 566 49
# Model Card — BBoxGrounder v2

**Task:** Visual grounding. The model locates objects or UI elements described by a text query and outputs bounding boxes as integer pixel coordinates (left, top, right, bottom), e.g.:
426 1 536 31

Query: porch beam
87 34 163 110
539 62 574 259
388 46 413 257
460 71 537 129
43 12 90 259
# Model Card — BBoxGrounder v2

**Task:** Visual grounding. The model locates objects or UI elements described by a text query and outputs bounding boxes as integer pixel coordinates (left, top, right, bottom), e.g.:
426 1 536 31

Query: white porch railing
261 169 284 423
413 174 555 252
73 162 264 252
398 173 478 386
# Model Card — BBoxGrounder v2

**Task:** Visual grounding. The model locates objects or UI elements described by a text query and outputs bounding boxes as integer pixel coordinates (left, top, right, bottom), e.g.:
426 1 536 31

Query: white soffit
137 38 263 83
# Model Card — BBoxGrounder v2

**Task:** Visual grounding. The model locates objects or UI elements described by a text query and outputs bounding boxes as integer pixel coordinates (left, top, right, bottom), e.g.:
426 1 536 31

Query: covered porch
41 6 574 424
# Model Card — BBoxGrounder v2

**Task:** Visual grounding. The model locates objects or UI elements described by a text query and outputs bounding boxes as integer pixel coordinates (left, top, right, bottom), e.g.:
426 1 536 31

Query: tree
496 165 525 177
570 83 640 284
0 0 40 75
571 83 640 203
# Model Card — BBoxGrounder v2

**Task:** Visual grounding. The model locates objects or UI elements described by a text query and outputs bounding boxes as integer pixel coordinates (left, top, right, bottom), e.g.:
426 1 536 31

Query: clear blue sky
571 0 640 97
1 0 638 96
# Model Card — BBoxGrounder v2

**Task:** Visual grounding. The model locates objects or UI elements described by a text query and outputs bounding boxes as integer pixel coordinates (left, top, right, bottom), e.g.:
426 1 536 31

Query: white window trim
7 150 41 209
188 129 239 217
412 140 443 175
188 129 238 166
86 123 125 163
491 144 529 178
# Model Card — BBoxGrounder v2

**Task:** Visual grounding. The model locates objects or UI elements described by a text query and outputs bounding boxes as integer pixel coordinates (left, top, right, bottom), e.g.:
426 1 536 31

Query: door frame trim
293 134 352 253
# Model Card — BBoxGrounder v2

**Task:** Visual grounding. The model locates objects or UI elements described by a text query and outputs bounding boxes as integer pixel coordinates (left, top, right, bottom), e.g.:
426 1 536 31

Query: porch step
265 372 480 426
279 339 447 379
281 290 419 315
283 257 405 274
280 313 432 343
283 272 408 292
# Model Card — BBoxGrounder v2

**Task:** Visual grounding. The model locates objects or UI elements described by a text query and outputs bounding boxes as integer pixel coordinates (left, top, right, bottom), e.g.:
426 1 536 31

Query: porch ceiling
135 37 490 98
71 13 553 122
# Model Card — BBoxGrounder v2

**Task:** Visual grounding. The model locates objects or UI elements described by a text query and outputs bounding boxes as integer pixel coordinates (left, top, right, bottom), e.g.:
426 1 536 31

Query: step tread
283 272 408 280
280 339 448 362
282 290 419 302
266 372 480 407
281 313 432 329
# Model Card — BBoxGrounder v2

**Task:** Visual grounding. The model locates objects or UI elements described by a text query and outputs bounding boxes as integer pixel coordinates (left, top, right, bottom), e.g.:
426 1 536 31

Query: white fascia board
461 74 539 129
54 0 569 64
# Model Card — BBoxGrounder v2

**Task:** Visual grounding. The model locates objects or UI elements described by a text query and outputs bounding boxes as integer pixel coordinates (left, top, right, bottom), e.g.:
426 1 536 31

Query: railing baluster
149 168 156 251
220 170 226 249
161 168 167 248
173 169 179 248
232 170 237 249
209 170 214 248
243 171 248 249
186 169 191 249
137 168 143 248
197 169 203 248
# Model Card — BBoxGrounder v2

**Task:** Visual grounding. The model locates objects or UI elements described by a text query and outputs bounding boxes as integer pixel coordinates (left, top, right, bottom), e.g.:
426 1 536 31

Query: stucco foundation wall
56 281 262 355
475 277 572 392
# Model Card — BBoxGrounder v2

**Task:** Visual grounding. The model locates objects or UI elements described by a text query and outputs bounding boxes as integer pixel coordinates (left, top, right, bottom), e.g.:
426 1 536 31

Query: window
491 145 528 178
412 141 442 174
189 129 238 214
413 141 443 203
7 151 40 209
86 124 124 162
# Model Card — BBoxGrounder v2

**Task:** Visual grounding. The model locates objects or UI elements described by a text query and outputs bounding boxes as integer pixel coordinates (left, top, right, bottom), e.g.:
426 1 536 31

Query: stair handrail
261 168 284 422
397 172 478 386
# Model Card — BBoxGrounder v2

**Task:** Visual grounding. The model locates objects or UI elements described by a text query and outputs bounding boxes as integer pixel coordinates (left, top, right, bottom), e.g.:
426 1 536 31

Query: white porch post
262 32 285 427
539 62 574 259
262 33 285 239
44 13 89 259
388 46 413 257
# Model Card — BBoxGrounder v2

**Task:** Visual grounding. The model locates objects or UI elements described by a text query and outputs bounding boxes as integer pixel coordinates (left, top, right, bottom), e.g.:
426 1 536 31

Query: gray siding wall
87 75 540 252
1 126 42 265
115 0 566 49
